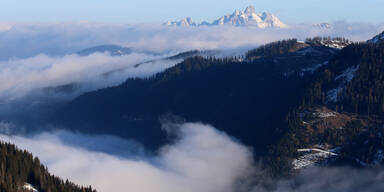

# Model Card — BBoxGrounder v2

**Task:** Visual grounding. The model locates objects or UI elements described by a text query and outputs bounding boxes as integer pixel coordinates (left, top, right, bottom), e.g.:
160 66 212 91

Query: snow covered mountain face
164 17 197 27
367 31 384 44
165 5 288 28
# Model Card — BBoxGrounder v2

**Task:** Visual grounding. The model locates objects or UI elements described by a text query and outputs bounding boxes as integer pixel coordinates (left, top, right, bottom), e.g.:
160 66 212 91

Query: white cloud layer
0 52 180 101
0 21 382 101
0 123 255 192
0 21 383 60
0 122 383 192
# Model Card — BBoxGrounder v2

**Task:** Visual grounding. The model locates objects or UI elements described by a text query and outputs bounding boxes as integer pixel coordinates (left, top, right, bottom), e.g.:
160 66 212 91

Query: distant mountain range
165 5 288 28
76 45 132 56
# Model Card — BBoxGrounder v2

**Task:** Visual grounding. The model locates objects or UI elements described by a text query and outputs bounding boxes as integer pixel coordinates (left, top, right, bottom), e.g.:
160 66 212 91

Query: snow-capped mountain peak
257 12 287 28
164 5 287 28
165 17 197 27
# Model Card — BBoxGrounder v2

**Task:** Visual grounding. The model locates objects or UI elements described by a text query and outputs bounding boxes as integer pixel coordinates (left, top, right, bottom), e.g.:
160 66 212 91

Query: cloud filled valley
0 122 383 192
0 123 256 192
0 52 180 101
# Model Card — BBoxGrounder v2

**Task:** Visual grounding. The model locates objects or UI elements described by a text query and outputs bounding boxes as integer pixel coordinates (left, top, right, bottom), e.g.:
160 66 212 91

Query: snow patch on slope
312 111 337 118
327 65 359 102
293 148 339 170
23 183 38 192
319 40 352 49
335 65 359 81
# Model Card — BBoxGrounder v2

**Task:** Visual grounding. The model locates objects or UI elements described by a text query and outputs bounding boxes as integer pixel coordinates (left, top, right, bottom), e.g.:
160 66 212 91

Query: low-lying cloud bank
1 21 383 101
0 52 180 101
0 123 255 192
0 21 383 60
0 122 383 192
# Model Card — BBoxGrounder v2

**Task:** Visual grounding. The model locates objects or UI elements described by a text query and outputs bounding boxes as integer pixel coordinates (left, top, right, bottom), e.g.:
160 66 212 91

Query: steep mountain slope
0 141 95 192
266 41 384 175
165 6 287 28
367 31 384 44
53 39 338 153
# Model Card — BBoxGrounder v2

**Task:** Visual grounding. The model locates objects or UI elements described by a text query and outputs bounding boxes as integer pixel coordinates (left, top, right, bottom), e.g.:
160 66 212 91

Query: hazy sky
1 0 383 24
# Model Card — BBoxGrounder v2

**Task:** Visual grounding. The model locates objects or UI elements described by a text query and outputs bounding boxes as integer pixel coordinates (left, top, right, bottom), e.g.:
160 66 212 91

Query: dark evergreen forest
54 39 335 155
0 142 95 192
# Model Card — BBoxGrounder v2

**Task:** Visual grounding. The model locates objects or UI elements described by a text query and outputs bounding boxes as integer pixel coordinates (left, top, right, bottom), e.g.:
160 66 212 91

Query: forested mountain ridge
368 31 384 44
51 34 384 176
0 141 95 192
53 38 338 154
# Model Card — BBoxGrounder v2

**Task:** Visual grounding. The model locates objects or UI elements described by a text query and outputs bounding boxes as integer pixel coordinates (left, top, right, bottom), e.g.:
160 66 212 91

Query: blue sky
1 0 383 24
